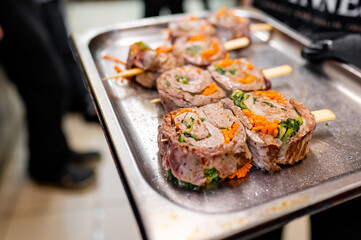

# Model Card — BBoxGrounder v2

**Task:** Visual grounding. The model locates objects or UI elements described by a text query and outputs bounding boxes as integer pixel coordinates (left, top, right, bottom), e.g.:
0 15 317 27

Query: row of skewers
102 7 336 189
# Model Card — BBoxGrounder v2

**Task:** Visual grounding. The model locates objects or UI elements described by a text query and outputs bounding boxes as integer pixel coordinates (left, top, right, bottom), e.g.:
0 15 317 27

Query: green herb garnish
184 132 200 141
277 116 303 144
135 41 151 51
253 97 258 104
204 168 220 184
262 101 277 108
201 118 206 122
292 107 301 116
178 134 184 143
166 80 171 87
281 108 287 111
186 45 201 56
168 170 201 191
176 75 189 84
325 122 329 126
207 133 212 138
229 90 251 111
229 69 236 75
215 65 226 75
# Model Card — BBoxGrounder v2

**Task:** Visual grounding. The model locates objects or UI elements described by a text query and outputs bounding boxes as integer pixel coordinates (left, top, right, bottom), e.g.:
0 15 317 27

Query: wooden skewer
263 65 293 79
161 139 169 142
223 37 250 51
312 109 336 123
250 23 273 31
148 65 293 103
101 36 251 81
150 98 161 103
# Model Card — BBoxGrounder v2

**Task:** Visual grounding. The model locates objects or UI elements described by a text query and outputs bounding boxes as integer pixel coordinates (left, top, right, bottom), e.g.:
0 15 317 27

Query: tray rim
72 7 361 240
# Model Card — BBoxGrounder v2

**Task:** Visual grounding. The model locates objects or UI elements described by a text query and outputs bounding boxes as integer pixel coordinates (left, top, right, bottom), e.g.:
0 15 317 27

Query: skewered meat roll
158 102 252 187
168 16 216 39
156 66 226 112
126 42 185 88
208 7 251 41
223 90 316 172
208 55 271 92
174 35 227 67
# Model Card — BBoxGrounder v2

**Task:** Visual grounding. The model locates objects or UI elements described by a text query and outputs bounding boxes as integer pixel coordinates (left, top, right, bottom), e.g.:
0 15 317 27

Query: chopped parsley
281 108 287 111
168 170 201 191
186 45 201 56
166 80 171 87
215 65 226 75
230 90 251 111
178 134 184 143
207 133 212 138
201 118 206 122
325 122 329 126
135 41 151 51
204 168 220 184
277 116 303 144
292 107 301 116
253 97 258 104
262 101 276 108
184 132 200 141
229 69 236 75
175 75 189 84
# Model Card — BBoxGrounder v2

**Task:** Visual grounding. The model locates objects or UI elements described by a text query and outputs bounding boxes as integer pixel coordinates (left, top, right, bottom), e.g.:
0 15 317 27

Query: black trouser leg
38 0 90 113
0 0 71 178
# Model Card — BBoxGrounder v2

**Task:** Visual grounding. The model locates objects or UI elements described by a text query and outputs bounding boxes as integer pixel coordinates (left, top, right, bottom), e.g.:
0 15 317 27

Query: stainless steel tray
72 8 361 240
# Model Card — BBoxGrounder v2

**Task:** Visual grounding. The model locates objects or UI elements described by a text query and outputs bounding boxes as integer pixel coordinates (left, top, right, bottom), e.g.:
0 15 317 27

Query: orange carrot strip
201 42 220 59
229 163 252 179
254 90 286 105
216 6 227 18
114 65 123 73
155 45 175 54
102 55 126 65
172 108 194 120
202 83 219 96
188 34 206 42
220 122 238 144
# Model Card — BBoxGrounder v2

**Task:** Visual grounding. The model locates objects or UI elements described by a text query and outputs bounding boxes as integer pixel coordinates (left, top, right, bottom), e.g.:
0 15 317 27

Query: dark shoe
31 163 95 188
69 151 101 164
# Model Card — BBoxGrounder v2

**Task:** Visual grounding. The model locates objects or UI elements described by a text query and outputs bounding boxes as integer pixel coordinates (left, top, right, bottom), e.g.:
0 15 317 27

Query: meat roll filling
174 35 227 67
158 102 252 187
208 55 268 92
208 7 251 41
126 42 184 88
156 66 226 112
223 90 316 172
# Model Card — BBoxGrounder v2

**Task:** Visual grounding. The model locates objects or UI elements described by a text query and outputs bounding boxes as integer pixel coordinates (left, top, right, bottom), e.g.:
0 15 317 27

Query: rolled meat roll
208 55 271 92
174 35 227 67
223 90 316 172
208 7 251 41
126 42 185 88
158 102 252 187
156 66 226 112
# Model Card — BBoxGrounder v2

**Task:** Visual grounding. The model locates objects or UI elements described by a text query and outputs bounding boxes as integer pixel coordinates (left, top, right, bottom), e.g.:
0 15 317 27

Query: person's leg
38 0 96 118
143 0 163 17
0 0 93 185
166 0 184 15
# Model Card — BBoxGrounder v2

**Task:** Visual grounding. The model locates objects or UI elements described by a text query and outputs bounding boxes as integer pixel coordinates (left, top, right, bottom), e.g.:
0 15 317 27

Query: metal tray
72 8 361 240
